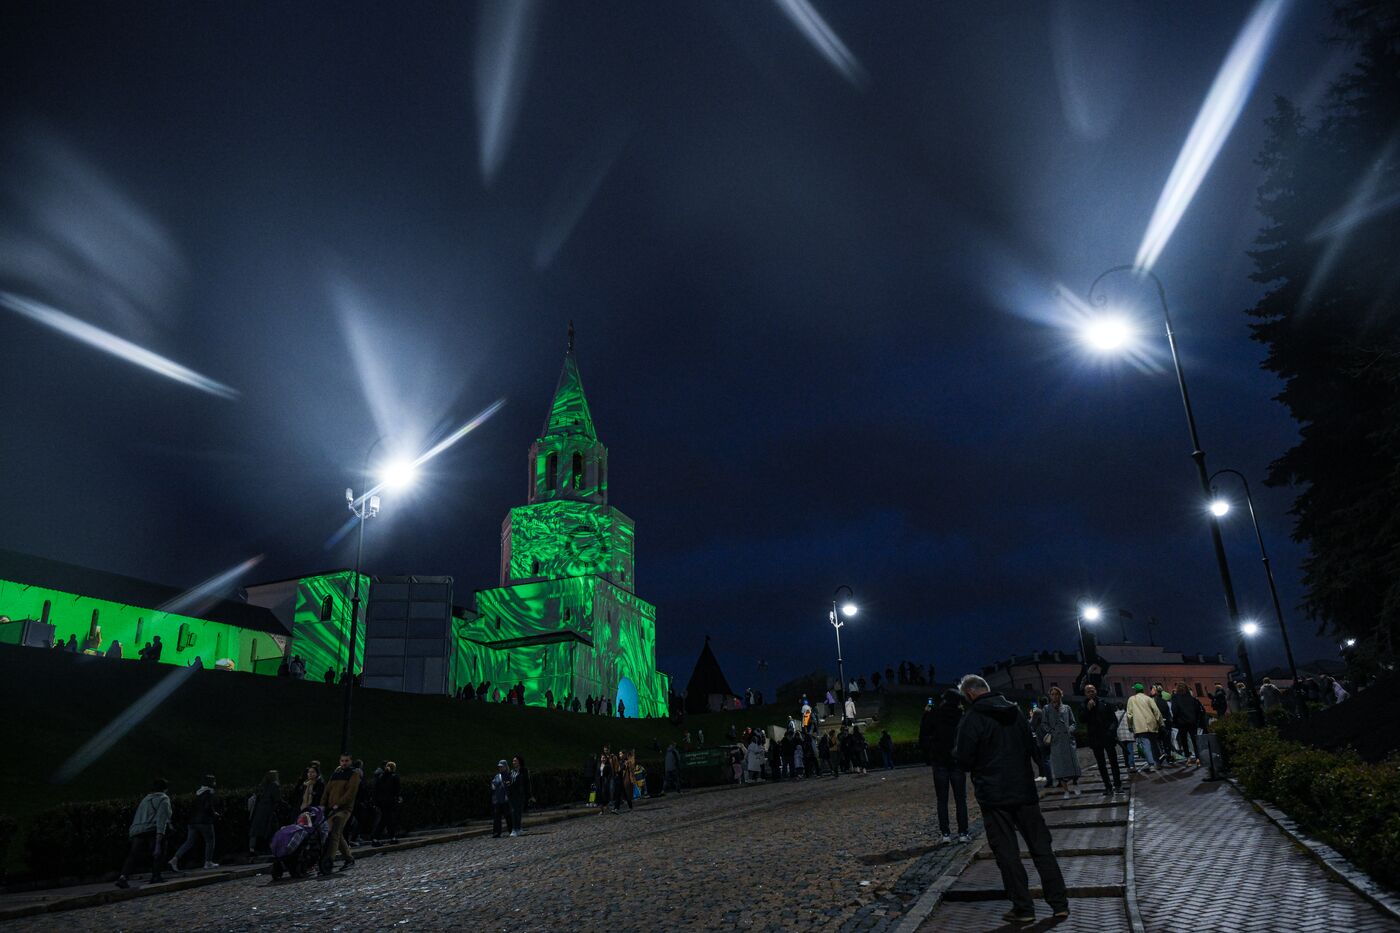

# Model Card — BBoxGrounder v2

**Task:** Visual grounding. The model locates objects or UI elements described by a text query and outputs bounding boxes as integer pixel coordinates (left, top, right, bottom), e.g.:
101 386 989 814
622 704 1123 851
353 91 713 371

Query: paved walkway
2 767 977 932
921 751 1399 932
1134 766 1397 932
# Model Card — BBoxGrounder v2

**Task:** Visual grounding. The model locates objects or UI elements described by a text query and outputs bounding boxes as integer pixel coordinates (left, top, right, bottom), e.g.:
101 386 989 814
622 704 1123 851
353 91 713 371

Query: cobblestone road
10 767 977 932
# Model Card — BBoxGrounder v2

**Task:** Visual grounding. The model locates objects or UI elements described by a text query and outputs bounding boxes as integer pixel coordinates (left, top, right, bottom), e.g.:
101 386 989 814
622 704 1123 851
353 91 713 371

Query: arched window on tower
545 452 558 491
320 596 334 622
572 452 584 490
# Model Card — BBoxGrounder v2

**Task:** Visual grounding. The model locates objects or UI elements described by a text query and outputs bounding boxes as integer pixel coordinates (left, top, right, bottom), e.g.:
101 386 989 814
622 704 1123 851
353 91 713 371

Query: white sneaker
204 862 220 869
956 833 972 844
509 830 518 837
941 833 952 843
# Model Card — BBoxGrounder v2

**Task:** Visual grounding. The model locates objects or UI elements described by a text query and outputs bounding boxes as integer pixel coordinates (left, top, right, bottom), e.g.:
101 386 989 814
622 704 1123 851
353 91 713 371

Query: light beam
0 291 240 400
1134 0 1290 272
773 0 870 89
352 398 507 508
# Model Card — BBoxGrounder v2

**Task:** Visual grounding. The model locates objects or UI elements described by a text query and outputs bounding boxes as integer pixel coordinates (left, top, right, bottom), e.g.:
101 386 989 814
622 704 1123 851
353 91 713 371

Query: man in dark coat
954 674 1068 925
929 690 969 841
1170 684 1205 762
1081 684 1123 795
1210 683 1228 718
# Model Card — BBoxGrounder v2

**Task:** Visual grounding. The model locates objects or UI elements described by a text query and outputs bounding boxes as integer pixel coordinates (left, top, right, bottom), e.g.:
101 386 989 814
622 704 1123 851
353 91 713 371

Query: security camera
345 488 354 503
368 495 381 517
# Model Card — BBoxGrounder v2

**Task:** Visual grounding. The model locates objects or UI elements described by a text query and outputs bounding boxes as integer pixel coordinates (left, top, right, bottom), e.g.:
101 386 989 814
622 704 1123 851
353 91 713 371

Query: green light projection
456 340 669 716
0 577 284 671
289 572 367 680
504 500 635 586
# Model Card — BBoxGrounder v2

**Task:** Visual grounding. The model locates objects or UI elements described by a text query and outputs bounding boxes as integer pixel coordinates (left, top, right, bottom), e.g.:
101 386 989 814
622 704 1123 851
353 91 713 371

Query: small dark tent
683 636 737 714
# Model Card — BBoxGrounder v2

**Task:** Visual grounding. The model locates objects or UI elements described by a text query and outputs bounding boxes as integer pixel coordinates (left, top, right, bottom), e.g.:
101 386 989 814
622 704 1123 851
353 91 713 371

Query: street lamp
1075 603 1101 694
1210 468 1302 714
1209 498 1230 517
829 585 856 719
1241 620 1261 638
1084 265 1263 726
339 441 420 755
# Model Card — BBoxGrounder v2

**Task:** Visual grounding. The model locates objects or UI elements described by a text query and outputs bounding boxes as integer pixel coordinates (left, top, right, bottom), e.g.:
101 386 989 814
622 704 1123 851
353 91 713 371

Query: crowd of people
450 680 626 715
114 756 407 888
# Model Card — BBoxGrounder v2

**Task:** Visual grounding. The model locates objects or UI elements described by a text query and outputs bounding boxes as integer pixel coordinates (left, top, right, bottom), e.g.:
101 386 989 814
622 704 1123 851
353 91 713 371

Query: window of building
531 559 540 575
545 452 558 491
572 452 584 489
1113 682 1123 696
320 595 334 621
41 599 52 624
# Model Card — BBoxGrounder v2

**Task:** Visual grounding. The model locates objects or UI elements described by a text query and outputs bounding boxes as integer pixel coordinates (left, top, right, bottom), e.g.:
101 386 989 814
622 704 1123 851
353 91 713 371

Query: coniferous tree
1247 1 1400 657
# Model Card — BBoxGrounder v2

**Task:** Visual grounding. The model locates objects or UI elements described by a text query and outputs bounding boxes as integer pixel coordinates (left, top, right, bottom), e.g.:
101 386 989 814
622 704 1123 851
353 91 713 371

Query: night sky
1 2 1350 693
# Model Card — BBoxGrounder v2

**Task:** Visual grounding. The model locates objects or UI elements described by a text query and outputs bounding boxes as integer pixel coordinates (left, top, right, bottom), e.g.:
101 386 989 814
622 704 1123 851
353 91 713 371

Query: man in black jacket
1170 683 1204 763
954 674 1068 925
1081 685 1123 796
928 690 970 842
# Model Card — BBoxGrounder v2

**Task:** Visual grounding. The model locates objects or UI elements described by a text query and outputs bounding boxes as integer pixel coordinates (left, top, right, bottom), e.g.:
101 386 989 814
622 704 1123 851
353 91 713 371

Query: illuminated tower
453 326 667 716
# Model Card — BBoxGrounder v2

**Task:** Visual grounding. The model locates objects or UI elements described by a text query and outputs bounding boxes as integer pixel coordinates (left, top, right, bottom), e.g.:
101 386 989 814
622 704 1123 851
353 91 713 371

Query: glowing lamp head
1241 620 1261 637
1081 605 1102 622
1081 316 1131 352
1343 638 1357 648
1209 498 1231 517
380 458 419 490
840 602 858 618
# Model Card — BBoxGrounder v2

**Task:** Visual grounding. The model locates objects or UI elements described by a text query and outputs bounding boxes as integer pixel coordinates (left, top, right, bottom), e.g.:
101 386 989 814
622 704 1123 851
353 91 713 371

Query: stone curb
890 840 980 933
0 806 597 922
1223 777 1400 924
1124 789 1145 933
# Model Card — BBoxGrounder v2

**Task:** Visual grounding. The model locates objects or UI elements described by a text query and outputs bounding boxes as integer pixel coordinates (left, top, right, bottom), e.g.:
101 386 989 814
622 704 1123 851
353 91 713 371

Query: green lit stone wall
503 500 635 587
288 572 367 681
0 577 284 671
463 576 667 716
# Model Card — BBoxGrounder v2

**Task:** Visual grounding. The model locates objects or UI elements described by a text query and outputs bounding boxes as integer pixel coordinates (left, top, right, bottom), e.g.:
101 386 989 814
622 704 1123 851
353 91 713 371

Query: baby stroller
269 806 329 880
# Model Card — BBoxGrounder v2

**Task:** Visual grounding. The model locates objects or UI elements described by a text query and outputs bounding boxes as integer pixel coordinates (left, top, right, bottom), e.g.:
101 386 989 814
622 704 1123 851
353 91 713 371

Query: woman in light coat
1044 687 1082 795
1114 705 1136 772
745 736 766 782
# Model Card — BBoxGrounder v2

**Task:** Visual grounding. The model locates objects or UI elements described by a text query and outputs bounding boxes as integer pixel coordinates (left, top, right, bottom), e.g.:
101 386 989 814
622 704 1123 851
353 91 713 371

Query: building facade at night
451 335 669 717
0 548 364 677
982 643 1234 700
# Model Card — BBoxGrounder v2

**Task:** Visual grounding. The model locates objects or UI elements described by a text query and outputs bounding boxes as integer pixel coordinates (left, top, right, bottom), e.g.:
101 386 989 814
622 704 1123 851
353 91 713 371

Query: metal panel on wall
364 575 453 695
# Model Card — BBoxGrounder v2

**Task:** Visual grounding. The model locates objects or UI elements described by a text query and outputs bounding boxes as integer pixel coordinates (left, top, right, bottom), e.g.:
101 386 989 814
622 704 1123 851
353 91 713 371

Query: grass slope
2 647 784 828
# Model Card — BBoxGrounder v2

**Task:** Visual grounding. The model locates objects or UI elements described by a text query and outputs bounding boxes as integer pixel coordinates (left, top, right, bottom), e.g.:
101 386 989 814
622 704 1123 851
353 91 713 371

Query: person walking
248 770 281 856
169 774 221 871
1126 683 1162 772
490 760 513 837
610 750 632 813
508 755 532 835
663 740 683 794
1042 687 1081 795
1114 705 1136 773
320 755 361 873
1151 686 1176 763
878 730 895 771
954 674 1069 925
928 689 970 843
114 779 173 888
1028 700 1052 786
595 745 613 812
1171 683 1205 762
1081 685 1123 796
371 761 401 845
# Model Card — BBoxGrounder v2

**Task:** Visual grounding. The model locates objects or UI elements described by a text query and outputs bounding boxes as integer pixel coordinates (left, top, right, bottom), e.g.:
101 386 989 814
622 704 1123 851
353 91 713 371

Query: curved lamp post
1210 467 1302 715
1086 266 1262 726
829 585 857 716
